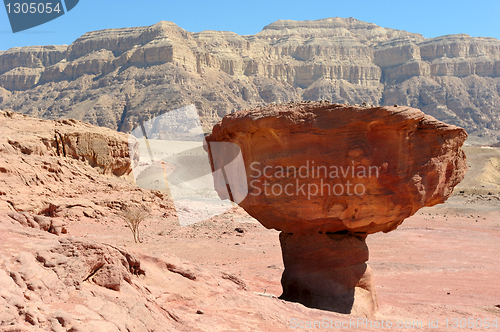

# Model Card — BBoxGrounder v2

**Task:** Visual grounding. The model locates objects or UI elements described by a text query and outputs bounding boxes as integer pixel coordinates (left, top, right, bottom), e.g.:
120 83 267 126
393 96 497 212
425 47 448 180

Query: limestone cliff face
0 45 66 72
0 18 499 140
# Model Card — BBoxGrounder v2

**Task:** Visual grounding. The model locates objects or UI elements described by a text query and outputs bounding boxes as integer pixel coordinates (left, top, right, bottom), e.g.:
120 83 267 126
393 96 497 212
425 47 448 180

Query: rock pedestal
205 101 468 316
279 232 377 316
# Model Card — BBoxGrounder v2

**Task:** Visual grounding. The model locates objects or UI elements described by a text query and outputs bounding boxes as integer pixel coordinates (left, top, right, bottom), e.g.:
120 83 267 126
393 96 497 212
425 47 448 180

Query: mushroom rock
205 101 468 316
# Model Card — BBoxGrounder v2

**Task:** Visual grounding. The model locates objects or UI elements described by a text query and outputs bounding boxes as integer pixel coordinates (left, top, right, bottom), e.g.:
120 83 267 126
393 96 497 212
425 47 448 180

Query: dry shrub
120 205 150 243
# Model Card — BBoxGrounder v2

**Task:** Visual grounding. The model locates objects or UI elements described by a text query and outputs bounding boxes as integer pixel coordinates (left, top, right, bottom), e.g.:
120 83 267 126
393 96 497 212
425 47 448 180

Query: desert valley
0 18 500 332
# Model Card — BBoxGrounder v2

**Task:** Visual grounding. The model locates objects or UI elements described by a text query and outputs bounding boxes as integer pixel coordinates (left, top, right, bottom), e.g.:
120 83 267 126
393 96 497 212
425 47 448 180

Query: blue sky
1 0 499 51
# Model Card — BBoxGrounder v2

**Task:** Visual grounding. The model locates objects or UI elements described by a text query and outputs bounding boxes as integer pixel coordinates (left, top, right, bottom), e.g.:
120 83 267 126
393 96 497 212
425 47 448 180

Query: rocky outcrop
0 18 498 141
279 232 377 315
0 110 170 216
4 212 67 235
54 118 138 177
0 67 43 90
207 101 468 234
0 214 227 331
37 238 145 292
205 101 467 315
0 208 300 332
0 45 66 72
1 110 136 177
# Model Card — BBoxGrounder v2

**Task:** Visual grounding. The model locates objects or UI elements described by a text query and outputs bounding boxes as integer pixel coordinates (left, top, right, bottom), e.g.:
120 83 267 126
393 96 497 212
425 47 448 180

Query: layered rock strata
0 18 499 141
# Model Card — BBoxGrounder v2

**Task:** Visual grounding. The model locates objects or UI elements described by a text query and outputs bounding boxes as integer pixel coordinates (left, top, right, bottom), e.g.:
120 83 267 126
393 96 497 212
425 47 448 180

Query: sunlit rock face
206 101 467 316
207 101 468 234
2 19 500 140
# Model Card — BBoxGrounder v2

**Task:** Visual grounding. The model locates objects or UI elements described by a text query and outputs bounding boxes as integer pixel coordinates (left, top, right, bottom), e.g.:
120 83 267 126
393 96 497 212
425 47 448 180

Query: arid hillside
0 18 500 142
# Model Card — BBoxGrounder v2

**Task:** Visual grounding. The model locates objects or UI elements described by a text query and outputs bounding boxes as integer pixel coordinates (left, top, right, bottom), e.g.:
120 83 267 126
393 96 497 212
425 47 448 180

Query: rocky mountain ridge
0 18 499 142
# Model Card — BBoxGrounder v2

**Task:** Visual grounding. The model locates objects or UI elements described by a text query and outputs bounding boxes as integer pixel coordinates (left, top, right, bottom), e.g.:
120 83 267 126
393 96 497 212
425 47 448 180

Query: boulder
206 101 467 315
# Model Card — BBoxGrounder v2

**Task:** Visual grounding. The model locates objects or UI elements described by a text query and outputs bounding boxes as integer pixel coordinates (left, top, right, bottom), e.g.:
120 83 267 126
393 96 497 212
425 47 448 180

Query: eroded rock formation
206 101 468 315
0 212 254 331
0 18 499 142
1 110 136 177
0 110 172 218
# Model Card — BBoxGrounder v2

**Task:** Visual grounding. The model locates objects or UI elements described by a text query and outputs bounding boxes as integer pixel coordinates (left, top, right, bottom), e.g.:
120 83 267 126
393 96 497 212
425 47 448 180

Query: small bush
120 205 150 243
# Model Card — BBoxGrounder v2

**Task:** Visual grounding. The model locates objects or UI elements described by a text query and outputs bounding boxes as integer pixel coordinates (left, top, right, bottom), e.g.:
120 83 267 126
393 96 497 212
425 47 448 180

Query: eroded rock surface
1 110 136 176
280 232 378 316
0 18 499 141
0 214 260 332
207 101 468 234
0 110 173 218
206 101 467 315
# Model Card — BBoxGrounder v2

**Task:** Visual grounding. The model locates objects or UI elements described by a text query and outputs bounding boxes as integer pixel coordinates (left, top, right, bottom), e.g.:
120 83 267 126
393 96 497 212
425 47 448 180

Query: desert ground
57 146 500 331
0 111 499 332
67 194 500 324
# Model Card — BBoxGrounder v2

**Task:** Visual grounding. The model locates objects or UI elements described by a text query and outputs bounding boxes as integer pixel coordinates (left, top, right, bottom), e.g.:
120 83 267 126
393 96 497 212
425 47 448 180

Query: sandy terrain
58 193 500 331
63 146 500 331
1 114 499 332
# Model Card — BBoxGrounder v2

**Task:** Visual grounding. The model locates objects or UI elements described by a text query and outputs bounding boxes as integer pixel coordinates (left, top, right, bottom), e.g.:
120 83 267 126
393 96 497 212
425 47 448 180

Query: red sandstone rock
280 232 378 316
0 110 173 218
206 101 467 315
1 111 137 177
207 101 467 234
0 218 175 331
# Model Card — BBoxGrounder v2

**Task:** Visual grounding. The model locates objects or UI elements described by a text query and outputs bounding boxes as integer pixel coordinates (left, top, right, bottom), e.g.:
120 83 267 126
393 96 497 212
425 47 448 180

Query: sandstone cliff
0 18 499 141
0 110 173 218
